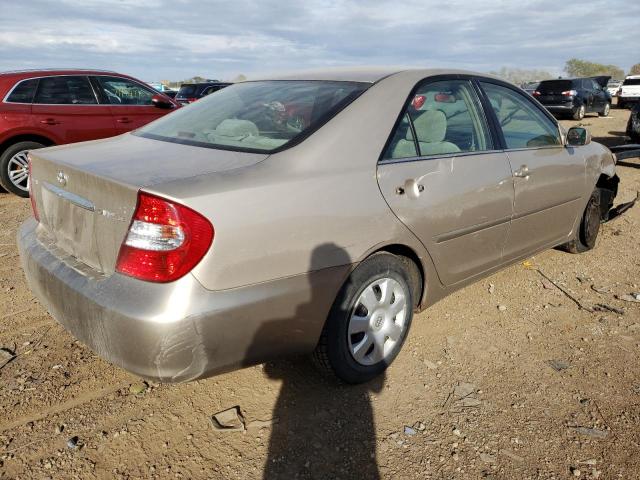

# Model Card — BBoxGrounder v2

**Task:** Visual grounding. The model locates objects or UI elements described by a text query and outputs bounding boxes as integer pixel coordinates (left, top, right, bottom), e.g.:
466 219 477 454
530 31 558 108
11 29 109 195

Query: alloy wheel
347 277 408 366
7 150 30 193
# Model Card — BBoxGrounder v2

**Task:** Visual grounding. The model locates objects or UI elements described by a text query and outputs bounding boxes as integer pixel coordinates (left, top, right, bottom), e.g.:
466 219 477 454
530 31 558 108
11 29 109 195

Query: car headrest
215 119 259 138
407 110 447 143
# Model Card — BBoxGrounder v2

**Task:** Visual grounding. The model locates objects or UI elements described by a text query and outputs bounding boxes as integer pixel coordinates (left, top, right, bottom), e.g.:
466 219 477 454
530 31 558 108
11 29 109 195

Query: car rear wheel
312 252 415 384
599 102 610 117
563 189 601 254
0 141 45 198
572 104 585 121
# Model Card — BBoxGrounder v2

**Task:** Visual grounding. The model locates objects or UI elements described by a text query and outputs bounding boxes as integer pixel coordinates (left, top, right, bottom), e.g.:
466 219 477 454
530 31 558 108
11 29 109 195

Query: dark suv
534 77 611 120
175 82 232 105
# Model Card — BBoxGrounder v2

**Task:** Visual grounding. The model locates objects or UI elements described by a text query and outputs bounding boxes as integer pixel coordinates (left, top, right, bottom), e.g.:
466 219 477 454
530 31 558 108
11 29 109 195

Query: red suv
0 69 178 197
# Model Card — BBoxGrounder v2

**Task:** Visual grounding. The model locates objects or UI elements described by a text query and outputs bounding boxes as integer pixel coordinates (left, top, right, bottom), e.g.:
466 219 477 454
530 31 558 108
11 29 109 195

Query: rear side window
6 78 39 103
34 76 97 105
480 82 562 149
623 78 640 86
96 76 155 105
383 79 492 160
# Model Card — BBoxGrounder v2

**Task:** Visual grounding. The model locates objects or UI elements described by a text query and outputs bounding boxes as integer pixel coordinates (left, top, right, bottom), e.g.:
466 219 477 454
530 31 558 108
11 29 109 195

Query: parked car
163 90 178 99
617 75 640 109
606 80 622 97
175 82 232 105
627 102 640 142
20 68 619 384
533 77 611 120
521 81 539 96
0 69 179 197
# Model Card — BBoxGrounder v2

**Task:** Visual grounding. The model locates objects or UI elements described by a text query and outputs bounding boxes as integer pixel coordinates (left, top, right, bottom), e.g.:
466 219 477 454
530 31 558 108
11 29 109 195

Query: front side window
6 78 39 103
383 79 492 160
96 76 155 105
34 76 97 105
137 80 368 153
480 82 562 149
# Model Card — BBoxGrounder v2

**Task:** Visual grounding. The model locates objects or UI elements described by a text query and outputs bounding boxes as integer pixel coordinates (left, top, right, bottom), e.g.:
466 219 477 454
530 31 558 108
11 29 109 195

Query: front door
377 78 514 286
92 76 170 133
478 81 585 260
31 75 116 144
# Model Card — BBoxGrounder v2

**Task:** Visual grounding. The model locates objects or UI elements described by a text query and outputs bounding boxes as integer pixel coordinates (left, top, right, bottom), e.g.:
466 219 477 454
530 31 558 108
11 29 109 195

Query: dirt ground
0 105 639 480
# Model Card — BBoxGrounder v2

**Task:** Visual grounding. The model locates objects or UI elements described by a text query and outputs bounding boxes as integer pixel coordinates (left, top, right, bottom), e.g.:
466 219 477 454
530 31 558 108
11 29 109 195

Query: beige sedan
19 68 619 384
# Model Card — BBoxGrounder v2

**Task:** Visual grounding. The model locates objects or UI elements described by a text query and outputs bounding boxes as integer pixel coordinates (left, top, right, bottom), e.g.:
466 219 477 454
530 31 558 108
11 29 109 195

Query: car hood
36 133 269 188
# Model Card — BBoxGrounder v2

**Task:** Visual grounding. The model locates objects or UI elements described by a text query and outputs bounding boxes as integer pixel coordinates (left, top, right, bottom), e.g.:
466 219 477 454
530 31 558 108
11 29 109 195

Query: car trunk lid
29 133 267 275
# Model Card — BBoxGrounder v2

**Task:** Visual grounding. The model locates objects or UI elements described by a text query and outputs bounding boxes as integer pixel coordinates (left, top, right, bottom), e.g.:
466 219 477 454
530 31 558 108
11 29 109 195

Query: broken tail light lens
28 156 39 222
116 192 214 283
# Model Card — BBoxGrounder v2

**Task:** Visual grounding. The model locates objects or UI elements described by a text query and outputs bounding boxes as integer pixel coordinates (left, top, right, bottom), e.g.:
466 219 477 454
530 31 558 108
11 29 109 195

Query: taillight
561 90 578 96
27 156 39 222
532 90 541 96
115 192 214 283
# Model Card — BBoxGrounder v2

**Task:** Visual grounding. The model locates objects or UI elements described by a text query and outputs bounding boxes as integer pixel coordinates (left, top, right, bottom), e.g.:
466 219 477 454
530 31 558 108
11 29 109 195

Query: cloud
0 0 638 81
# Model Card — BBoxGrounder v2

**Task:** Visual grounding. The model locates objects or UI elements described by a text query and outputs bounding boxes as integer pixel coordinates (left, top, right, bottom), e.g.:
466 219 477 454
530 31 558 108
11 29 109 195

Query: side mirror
151 94 174 109
566 127 591 147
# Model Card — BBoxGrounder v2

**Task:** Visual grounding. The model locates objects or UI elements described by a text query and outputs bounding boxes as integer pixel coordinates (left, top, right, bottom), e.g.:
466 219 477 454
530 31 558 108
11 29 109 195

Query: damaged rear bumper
18 219 347 382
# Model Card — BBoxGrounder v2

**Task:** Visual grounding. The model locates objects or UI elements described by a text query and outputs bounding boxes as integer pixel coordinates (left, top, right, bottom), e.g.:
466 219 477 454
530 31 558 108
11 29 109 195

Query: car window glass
6 78 39 103
34 76 96 105
96 76 155 105
383 79 492 160
480 82 562 149
137 80 367 153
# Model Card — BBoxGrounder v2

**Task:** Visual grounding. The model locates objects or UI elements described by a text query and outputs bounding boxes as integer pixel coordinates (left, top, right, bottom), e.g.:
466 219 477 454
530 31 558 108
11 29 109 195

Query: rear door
93 75 172 132
31 75 115 144
377 77 514 286
478 80 585 260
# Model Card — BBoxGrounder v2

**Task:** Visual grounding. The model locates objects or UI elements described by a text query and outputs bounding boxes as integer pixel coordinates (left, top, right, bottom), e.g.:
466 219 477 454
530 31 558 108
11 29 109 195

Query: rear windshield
538 80 573 92
623 78 640 86
177 84 199 97
137 80 368 153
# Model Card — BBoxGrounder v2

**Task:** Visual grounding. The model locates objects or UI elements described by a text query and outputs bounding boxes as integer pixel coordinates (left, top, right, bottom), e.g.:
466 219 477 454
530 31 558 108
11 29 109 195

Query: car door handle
39 118 60 125
513 165 530 178
396 179 424 198
116 117 132 124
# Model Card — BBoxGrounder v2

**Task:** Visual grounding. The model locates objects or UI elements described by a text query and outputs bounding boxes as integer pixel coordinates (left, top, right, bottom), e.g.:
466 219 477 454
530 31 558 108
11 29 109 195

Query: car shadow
245 243 384 480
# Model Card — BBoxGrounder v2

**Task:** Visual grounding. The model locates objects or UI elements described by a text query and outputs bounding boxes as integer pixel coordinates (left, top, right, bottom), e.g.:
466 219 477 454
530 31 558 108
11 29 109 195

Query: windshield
137 80 368 153
623 78 640 86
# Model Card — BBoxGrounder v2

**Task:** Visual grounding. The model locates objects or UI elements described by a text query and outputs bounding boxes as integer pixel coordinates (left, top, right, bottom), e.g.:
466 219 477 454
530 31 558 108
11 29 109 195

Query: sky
1 0 638 82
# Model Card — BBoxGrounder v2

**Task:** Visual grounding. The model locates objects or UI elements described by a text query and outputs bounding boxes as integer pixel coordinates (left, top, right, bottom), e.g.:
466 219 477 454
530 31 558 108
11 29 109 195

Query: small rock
548 359 571 371
452 453 459 461
66 436 79 449
571 468 581 477
480 453 496 464
423 360 438 370
403 426 417 436
454 382 477 399
573 427 609 439
55 425 64 434
211 406 245 432
618 294 640 303
591 285 611 294
417 422 426 431
488 283 495 294
452 428 462 437
129 382 148 395
497 305 507 312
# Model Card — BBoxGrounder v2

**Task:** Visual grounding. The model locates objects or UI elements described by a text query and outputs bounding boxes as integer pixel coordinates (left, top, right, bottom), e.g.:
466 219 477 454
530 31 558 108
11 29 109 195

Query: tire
563 189 601 254
599 102 610 117
0 141 45 198
572 104 585 121
312 252 416 384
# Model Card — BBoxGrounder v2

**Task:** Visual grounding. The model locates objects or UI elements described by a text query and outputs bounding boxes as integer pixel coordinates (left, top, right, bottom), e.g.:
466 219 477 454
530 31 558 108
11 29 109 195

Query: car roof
252 67 503 84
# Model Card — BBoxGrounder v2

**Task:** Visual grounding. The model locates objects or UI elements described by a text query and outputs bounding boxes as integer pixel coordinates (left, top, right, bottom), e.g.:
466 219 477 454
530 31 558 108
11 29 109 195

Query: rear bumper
18 219 348 382
543 105 575 113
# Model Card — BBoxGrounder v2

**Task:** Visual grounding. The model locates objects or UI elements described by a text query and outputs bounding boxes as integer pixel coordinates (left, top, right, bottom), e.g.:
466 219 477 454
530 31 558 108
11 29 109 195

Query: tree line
491 60 640 85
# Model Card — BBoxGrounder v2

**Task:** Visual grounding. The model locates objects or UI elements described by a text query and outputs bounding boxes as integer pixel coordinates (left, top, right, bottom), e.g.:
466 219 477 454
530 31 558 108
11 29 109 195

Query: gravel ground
0 106 638 480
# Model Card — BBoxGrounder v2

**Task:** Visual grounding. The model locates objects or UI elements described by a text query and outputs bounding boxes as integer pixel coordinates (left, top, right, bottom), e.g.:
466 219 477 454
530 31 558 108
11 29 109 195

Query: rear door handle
116 117 132 124
513 165 530 178
396 179 424 198
39 118 60 125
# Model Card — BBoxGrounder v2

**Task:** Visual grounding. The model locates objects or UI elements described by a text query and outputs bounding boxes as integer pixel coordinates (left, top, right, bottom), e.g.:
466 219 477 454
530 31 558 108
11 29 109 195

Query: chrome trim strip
43 182 95 212
378 149 505 165
434 215 512 243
